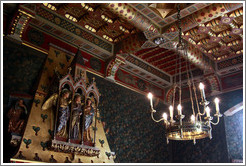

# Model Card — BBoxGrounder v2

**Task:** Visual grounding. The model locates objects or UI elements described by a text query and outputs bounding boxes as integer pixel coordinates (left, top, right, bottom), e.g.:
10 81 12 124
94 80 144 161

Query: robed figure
56 89 71 139
83 98 95 143
69 93 83 142
7 99 28 134
42 88 71 140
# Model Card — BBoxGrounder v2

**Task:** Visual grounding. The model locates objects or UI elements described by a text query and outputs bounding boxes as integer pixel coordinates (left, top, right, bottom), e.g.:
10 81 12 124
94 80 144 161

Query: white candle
148 93 153 108
177 104 182 115
163 113 168 121
205 107 210 117
214 98 220 113
199 83 206 101
190 114 195 123
169 105 173 121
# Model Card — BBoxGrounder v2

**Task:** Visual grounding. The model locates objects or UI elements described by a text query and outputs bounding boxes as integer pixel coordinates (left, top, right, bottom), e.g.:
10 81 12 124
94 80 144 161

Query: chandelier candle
205 107 211 117
169 106 174 121
190 115 195 123
163 113 167 121
214 98 220 114
148 93 153 109
177 104 182 115
199 83 206 101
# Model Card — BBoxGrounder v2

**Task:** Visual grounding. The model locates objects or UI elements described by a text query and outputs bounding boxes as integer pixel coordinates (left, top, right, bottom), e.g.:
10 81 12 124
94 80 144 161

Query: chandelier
147 4 222 145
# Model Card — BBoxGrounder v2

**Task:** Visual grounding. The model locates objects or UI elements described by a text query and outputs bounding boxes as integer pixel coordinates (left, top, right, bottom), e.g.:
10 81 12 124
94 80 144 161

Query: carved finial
80 72 84 78
68 67 72 74
92 77 95 82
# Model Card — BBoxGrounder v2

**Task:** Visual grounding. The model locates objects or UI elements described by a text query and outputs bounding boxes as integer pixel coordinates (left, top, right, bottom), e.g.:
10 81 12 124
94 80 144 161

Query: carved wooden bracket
204 74 221 96
105 54 126 82
7 8 35 43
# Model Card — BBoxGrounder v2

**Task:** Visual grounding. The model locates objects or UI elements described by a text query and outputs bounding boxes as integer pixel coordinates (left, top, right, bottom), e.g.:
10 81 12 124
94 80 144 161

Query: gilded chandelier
147 4 222 145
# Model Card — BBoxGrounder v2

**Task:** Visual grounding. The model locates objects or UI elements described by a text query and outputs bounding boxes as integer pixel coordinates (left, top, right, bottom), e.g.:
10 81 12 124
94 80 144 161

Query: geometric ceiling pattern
133 47 198 76
128 3 243 79
183 7 243 61
129 3 212 28
46 3 139 43
3 2 244 90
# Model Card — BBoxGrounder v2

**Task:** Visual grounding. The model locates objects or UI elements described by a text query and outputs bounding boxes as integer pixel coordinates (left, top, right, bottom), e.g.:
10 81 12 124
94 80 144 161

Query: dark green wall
3 38 47 111
87 73 170 162
3 38 47 162
223 90 243 161
225 111 243 161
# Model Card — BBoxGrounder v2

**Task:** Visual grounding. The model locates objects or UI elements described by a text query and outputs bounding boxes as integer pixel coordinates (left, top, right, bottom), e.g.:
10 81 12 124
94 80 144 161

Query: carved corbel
105 54 126 82
7 8 35 43
204 74 221 96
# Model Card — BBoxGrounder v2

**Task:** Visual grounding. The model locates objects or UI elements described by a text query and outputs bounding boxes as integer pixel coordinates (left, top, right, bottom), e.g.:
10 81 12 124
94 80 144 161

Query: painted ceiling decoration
140 3 243 73
130 3 212 28
3 2 243 101
148 3 181 19
104 3 159 34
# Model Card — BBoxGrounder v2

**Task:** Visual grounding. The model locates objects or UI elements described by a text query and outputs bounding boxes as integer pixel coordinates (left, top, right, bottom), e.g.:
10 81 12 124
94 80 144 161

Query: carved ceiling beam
158 59 186 70
105 53 126 82
163 3 243 33
155 56 181 68
135 47 160 59
115 32 146 54
6 6 35 43
143 49 169 61
175 43 214 71
146 50 173 62
204 73 221 95
161 3 243 71
150 52 176 64
103 3 159 34
164 65 190 76
139 48 166 59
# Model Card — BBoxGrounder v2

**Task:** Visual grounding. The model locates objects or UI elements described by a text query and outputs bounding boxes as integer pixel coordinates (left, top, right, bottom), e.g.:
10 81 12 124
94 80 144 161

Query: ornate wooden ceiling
3 2 244 92
183 8 243 61
133 47 197 75
44 3 139 43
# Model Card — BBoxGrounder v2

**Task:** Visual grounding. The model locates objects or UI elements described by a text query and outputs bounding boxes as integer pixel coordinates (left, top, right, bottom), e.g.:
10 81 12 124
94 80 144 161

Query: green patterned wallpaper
87 73 171 162
3 38 47 111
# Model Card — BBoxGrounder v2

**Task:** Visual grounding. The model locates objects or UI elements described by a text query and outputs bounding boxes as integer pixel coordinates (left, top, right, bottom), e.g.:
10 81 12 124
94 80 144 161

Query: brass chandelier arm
197 109 206 117
150 109 165 123
210 113 223 125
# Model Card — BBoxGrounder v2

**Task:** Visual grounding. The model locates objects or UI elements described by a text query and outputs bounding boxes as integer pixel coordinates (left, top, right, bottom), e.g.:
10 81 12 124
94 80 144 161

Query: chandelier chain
185 49 196 117
177 4 182 46
187 49 203 120
177 4 182 106
147 3 222 145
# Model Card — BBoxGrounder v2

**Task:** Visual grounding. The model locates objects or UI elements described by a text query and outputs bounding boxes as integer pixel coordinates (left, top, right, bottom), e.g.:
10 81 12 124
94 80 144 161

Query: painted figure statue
56 89 71 139
83 98 95 143
69 93 83 140
7 99 28 134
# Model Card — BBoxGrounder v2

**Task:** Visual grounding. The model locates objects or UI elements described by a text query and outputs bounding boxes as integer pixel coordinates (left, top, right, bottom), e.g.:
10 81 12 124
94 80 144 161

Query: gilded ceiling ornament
55 17 61 24
148 3 176 19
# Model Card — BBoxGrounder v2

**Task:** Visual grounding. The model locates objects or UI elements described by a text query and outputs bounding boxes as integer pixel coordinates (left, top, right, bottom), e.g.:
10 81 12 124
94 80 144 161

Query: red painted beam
140 48 167 59
158 58 186 69
134 47 158 56
168 64 196 75
153 55 183 66
147 50 174 63
152 53 178 66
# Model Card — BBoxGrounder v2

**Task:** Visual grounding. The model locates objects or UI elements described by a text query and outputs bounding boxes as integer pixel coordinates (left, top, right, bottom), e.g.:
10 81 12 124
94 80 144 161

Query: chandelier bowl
166 122 210 140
